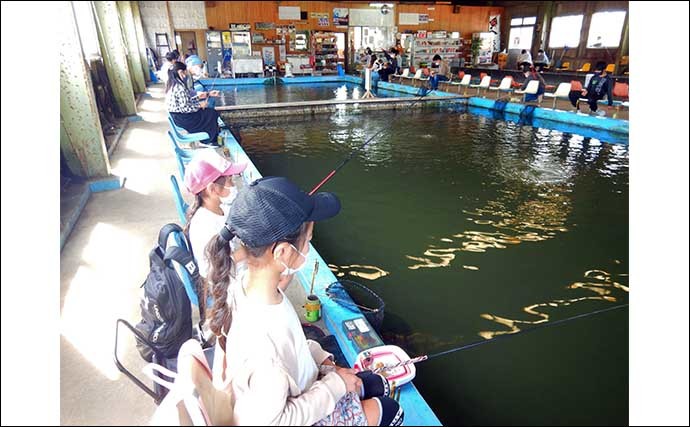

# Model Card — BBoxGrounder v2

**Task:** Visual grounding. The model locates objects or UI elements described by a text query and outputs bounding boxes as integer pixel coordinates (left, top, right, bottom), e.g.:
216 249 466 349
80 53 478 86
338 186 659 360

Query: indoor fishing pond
231 107 629 425
214 82 413 106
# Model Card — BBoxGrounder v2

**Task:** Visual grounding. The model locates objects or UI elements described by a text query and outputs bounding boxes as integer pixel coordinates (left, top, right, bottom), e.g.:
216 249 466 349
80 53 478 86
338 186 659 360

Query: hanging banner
310 12 328 19
278 44 286 61
318 17 329 27
229 23 251 31
333 8 349 26
489 15 500 51
418 14 429 24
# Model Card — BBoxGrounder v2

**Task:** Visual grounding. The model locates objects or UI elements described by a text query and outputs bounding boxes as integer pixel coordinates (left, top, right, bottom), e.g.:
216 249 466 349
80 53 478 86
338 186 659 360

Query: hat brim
220 162 247 176
306 192 341 222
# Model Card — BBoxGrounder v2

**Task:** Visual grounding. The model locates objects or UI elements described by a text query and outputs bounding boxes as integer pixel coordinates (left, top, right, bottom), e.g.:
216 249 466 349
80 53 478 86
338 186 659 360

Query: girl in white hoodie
205 176 403 426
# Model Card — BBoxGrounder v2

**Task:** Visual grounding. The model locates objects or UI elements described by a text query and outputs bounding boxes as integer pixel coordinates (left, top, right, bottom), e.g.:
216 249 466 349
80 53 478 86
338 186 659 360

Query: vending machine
206 30 234 76
206 31 223 76
230 31 252 57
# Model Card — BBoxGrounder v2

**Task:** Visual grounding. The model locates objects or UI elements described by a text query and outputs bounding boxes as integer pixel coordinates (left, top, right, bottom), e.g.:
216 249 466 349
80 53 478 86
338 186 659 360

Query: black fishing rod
371 303 629 373
309 84 440 195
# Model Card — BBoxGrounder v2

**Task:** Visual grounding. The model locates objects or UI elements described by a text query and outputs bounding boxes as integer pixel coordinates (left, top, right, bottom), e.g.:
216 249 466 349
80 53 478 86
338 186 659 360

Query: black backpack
135 223 203 362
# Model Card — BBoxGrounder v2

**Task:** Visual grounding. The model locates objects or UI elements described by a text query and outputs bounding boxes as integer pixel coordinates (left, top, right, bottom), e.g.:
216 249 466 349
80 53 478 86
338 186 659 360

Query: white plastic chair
393 68 410 83
451 74 472 86
469 75 492 96
412 69 428 87
488 77 514 98
514 80 541 102
543 82 572 109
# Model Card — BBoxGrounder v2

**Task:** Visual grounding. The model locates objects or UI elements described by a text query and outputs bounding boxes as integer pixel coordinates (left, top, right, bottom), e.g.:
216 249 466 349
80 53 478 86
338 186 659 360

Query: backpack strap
158 223 184 251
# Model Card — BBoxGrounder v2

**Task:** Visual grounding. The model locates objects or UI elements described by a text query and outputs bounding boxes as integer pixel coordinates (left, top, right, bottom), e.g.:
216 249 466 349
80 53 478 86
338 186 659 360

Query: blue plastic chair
167 229 215 308
166 186 214 308
168 131 193 180
167 114 210 144
170 175 189 225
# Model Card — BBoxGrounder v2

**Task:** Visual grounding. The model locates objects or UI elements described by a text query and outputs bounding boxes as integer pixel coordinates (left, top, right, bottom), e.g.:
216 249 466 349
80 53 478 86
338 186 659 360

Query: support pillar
59 2 110 178
131 1 151 82
93 1 137 116
117 1 146 93
616 12 629 72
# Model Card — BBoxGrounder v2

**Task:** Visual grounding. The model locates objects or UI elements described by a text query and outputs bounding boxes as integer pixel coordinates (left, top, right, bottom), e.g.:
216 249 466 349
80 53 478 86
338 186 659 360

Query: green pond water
216 82 410 106
231 107 629 426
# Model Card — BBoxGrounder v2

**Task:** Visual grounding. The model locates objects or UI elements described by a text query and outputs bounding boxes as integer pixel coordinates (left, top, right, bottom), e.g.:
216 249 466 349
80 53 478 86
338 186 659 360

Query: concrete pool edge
220 127 443 426
199 75 363 87
205 77 628 139
468 96 629 136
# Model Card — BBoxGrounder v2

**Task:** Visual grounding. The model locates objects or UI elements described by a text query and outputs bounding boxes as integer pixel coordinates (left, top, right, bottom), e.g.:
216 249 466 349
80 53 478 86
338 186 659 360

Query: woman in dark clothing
165 62 221 146
383 47 400 75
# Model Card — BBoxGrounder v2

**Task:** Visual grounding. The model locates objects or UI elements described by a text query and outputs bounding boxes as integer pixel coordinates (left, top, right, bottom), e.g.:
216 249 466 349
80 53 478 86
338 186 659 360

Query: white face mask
277 243 309 277
220 186 238 204
219 186 238 215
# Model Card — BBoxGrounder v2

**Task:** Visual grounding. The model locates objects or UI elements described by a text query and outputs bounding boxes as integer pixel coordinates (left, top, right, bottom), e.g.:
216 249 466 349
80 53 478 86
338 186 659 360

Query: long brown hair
205 224 307 348
183 193 204 236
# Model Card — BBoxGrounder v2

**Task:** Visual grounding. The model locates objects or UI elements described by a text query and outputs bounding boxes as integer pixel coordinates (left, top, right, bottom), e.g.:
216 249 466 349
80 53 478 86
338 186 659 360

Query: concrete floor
61 84 183 425
59 84 323 425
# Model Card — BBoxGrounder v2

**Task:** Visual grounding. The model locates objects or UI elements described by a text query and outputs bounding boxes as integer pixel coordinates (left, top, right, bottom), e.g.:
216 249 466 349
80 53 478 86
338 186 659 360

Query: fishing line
309 85 440 195
372 303 629 373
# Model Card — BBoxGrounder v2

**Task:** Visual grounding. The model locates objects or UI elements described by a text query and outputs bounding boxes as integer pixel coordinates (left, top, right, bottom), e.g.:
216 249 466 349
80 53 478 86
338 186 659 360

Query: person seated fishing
185 55 207 89
568 62 613 116
204 176 404 426
520 66 547 103
166 61 222 147
183 149 247 281
533 49 550 72
517 49 533 72
429 54 450 90
185 55 216 108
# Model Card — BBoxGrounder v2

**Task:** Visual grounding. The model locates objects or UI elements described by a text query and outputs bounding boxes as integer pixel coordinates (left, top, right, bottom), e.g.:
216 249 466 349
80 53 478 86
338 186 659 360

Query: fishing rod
371 303 629 374
309 84 440 195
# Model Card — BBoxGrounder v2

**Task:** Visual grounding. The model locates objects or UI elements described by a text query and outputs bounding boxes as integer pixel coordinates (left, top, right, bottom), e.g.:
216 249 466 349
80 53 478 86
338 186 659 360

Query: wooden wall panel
205 1 504 37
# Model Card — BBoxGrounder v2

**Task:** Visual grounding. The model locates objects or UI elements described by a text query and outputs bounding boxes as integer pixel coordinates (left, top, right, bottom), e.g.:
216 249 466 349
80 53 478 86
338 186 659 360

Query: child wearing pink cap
183 150 247 279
